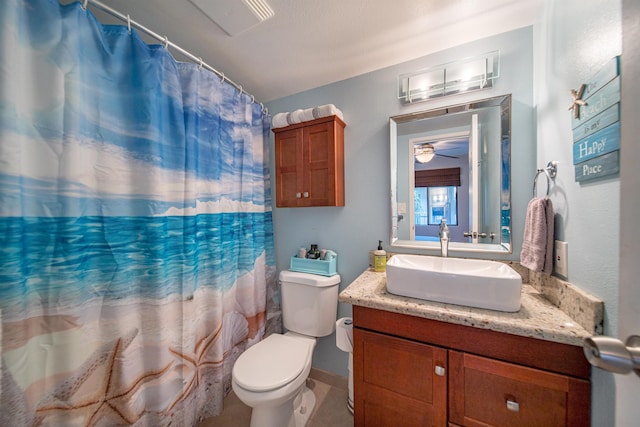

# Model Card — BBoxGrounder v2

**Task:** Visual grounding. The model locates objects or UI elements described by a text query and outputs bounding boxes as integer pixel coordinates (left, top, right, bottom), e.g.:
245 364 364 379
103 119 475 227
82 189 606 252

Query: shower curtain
0 0 279 425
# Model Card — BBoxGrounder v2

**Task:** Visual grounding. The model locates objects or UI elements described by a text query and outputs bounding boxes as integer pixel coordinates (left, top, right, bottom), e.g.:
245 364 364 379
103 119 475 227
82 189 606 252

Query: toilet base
293 383 316 427
249 382 316 427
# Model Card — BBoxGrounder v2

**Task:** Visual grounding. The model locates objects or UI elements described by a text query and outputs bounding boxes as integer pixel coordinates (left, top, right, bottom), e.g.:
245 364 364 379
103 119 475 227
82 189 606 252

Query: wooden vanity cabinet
272 115 345 207
356 328 448 426
353 305 591 427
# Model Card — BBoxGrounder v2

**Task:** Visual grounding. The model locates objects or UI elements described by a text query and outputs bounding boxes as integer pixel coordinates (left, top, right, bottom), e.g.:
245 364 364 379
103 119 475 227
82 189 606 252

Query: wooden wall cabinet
273 115 345 207
353 306 591 427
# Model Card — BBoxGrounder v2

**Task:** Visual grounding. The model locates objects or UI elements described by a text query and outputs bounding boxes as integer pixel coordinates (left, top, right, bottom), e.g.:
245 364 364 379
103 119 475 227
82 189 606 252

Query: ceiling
73 0 543 103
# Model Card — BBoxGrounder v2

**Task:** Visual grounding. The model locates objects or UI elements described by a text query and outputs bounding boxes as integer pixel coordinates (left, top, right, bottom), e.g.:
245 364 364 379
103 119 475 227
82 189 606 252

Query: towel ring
533 161 558 198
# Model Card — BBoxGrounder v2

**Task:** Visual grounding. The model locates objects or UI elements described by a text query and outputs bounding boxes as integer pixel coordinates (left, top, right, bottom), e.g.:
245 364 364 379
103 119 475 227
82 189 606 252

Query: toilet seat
233 334 313 392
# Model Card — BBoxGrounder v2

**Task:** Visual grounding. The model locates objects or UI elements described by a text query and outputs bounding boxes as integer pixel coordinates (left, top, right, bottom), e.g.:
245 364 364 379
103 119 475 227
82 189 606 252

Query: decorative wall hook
568 83 587 119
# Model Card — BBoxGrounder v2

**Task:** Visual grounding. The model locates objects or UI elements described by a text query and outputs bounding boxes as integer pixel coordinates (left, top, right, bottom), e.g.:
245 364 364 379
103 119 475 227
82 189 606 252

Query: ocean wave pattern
0 213 274 314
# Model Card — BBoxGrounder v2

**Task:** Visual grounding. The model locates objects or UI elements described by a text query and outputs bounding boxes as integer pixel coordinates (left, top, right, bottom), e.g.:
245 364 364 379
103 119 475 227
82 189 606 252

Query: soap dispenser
374 240 387 272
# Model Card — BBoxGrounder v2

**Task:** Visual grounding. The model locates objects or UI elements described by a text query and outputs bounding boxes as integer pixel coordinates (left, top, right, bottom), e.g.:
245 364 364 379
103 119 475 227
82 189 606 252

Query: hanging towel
520 197 555 274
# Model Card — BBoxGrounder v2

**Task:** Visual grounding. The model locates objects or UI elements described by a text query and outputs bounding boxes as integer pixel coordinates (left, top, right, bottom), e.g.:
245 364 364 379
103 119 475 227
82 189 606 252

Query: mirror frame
390 94 512 254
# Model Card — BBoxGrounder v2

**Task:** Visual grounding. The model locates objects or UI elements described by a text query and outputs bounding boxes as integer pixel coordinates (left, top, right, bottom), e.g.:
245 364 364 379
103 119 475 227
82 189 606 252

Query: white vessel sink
386 254 522 312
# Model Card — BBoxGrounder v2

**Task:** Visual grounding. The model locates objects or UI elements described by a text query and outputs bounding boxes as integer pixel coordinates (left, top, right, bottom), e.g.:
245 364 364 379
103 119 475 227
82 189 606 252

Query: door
617 1 640 424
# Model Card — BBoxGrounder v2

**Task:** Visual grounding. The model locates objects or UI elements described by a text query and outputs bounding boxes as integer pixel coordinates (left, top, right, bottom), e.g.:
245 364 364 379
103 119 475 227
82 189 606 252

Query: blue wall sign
574 151 619 182
571 56 620 182
572 104 619 141
573 122 620 164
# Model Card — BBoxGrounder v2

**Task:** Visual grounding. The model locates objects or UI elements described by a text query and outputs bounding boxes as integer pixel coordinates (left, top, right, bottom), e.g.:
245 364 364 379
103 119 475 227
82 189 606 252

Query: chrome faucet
439 218 450 257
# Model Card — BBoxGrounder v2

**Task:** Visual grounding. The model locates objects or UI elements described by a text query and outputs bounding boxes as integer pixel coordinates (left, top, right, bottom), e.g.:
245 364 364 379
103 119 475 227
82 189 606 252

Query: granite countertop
339 269 595 347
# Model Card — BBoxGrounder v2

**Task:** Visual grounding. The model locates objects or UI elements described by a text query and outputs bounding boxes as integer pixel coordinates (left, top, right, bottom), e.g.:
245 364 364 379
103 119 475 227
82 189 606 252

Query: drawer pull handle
506 400 520 412
303 191 309 198
296 192 301 199
434 365 445 376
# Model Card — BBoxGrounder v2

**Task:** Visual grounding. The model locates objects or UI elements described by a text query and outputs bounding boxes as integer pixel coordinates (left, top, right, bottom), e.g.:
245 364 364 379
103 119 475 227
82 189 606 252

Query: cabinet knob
506 399 520 412
303 191 309 198
434 365 445 376
296 192 301 198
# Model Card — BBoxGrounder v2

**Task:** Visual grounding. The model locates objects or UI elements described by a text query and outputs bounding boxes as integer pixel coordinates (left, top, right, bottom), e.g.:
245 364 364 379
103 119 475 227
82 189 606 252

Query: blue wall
534 0 621 425
266 26 535 376
268 2 622 422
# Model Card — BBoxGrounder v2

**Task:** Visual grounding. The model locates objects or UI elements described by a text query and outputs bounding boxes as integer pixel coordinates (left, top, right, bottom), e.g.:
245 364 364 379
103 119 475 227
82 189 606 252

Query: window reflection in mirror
390 94 511 253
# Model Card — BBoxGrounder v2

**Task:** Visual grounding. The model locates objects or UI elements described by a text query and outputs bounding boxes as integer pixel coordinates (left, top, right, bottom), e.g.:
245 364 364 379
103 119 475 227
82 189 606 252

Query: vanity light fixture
398 51 500 104
414 143 436 163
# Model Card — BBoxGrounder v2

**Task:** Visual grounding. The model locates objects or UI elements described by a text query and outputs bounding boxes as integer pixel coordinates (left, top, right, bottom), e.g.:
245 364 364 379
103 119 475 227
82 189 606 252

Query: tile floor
199 369 353 427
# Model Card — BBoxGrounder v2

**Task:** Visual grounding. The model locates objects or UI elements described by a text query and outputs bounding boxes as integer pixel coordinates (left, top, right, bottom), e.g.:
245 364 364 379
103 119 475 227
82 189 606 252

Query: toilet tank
280 270 341 337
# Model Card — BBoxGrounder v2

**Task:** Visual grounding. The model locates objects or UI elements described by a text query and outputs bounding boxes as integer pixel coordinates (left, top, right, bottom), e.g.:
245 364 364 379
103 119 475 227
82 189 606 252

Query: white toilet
232 270 341 427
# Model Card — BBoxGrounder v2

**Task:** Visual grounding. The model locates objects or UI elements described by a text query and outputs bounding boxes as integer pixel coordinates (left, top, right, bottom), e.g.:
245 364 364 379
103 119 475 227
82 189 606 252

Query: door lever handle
583 335 640 377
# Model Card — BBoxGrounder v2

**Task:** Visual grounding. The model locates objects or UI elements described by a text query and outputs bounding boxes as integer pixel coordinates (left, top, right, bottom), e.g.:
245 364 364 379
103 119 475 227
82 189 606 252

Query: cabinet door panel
305 122 333 206
450 351 589 427
363 384 436 427
274 128 303 206
354 328 447 427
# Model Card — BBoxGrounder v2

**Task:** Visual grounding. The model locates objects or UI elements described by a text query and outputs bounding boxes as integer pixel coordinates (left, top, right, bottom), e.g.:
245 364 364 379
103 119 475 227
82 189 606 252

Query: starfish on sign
568 83 587 119
33 329 173 426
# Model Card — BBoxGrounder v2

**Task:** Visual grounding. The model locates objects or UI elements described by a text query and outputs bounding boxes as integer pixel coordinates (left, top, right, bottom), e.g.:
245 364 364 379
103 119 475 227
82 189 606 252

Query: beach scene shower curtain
0 0 278 425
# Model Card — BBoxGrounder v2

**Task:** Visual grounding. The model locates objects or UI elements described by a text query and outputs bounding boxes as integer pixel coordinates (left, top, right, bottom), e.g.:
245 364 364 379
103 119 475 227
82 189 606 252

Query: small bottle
374 240 387 272
306 244 320 259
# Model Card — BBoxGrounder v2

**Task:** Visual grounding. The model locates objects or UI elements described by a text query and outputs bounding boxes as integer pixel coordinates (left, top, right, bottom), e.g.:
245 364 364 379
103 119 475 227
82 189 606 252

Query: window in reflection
426 186 458 226
415 186 458 242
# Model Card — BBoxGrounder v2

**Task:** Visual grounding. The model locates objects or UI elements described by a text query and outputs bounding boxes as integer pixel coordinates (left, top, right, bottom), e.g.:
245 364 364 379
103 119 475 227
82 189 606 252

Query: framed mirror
390 94 512 253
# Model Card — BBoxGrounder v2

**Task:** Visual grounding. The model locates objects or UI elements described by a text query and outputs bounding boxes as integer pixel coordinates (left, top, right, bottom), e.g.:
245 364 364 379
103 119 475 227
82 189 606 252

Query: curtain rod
79 0 268 115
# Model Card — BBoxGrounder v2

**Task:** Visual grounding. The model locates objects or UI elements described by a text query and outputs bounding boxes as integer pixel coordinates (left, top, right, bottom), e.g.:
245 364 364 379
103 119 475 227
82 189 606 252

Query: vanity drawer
449 351 590 427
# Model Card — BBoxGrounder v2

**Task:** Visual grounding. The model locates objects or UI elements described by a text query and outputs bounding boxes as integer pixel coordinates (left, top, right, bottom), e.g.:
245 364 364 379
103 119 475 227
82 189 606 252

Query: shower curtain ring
162 36 169 49
126 15 131 33
220 72 225 83
251 95 255 103
238 86 243 97
81 0 88 10
197 57 203 69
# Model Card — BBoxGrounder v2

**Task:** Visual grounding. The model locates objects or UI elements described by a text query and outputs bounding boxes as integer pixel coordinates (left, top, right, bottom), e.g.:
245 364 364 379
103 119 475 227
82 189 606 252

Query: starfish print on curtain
167 311 250 413
33 329 173 426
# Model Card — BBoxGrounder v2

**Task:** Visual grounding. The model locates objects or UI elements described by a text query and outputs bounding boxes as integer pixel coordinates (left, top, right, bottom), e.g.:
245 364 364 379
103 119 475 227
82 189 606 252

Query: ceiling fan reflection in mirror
414 142 461 163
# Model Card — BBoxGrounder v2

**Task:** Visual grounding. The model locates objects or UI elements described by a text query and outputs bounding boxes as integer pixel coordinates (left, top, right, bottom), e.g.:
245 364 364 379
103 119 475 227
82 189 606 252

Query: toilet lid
233 334 312 392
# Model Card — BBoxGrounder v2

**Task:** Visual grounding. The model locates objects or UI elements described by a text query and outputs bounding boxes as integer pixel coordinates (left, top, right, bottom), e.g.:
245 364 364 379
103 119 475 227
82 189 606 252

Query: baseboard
309 367 348 391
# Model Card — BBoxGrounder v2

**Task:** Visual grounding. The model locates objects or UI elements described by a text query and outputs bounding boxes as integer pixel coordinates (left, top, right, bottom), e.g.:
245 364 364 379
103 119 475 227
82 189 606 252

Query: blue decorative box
289 255 337 276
